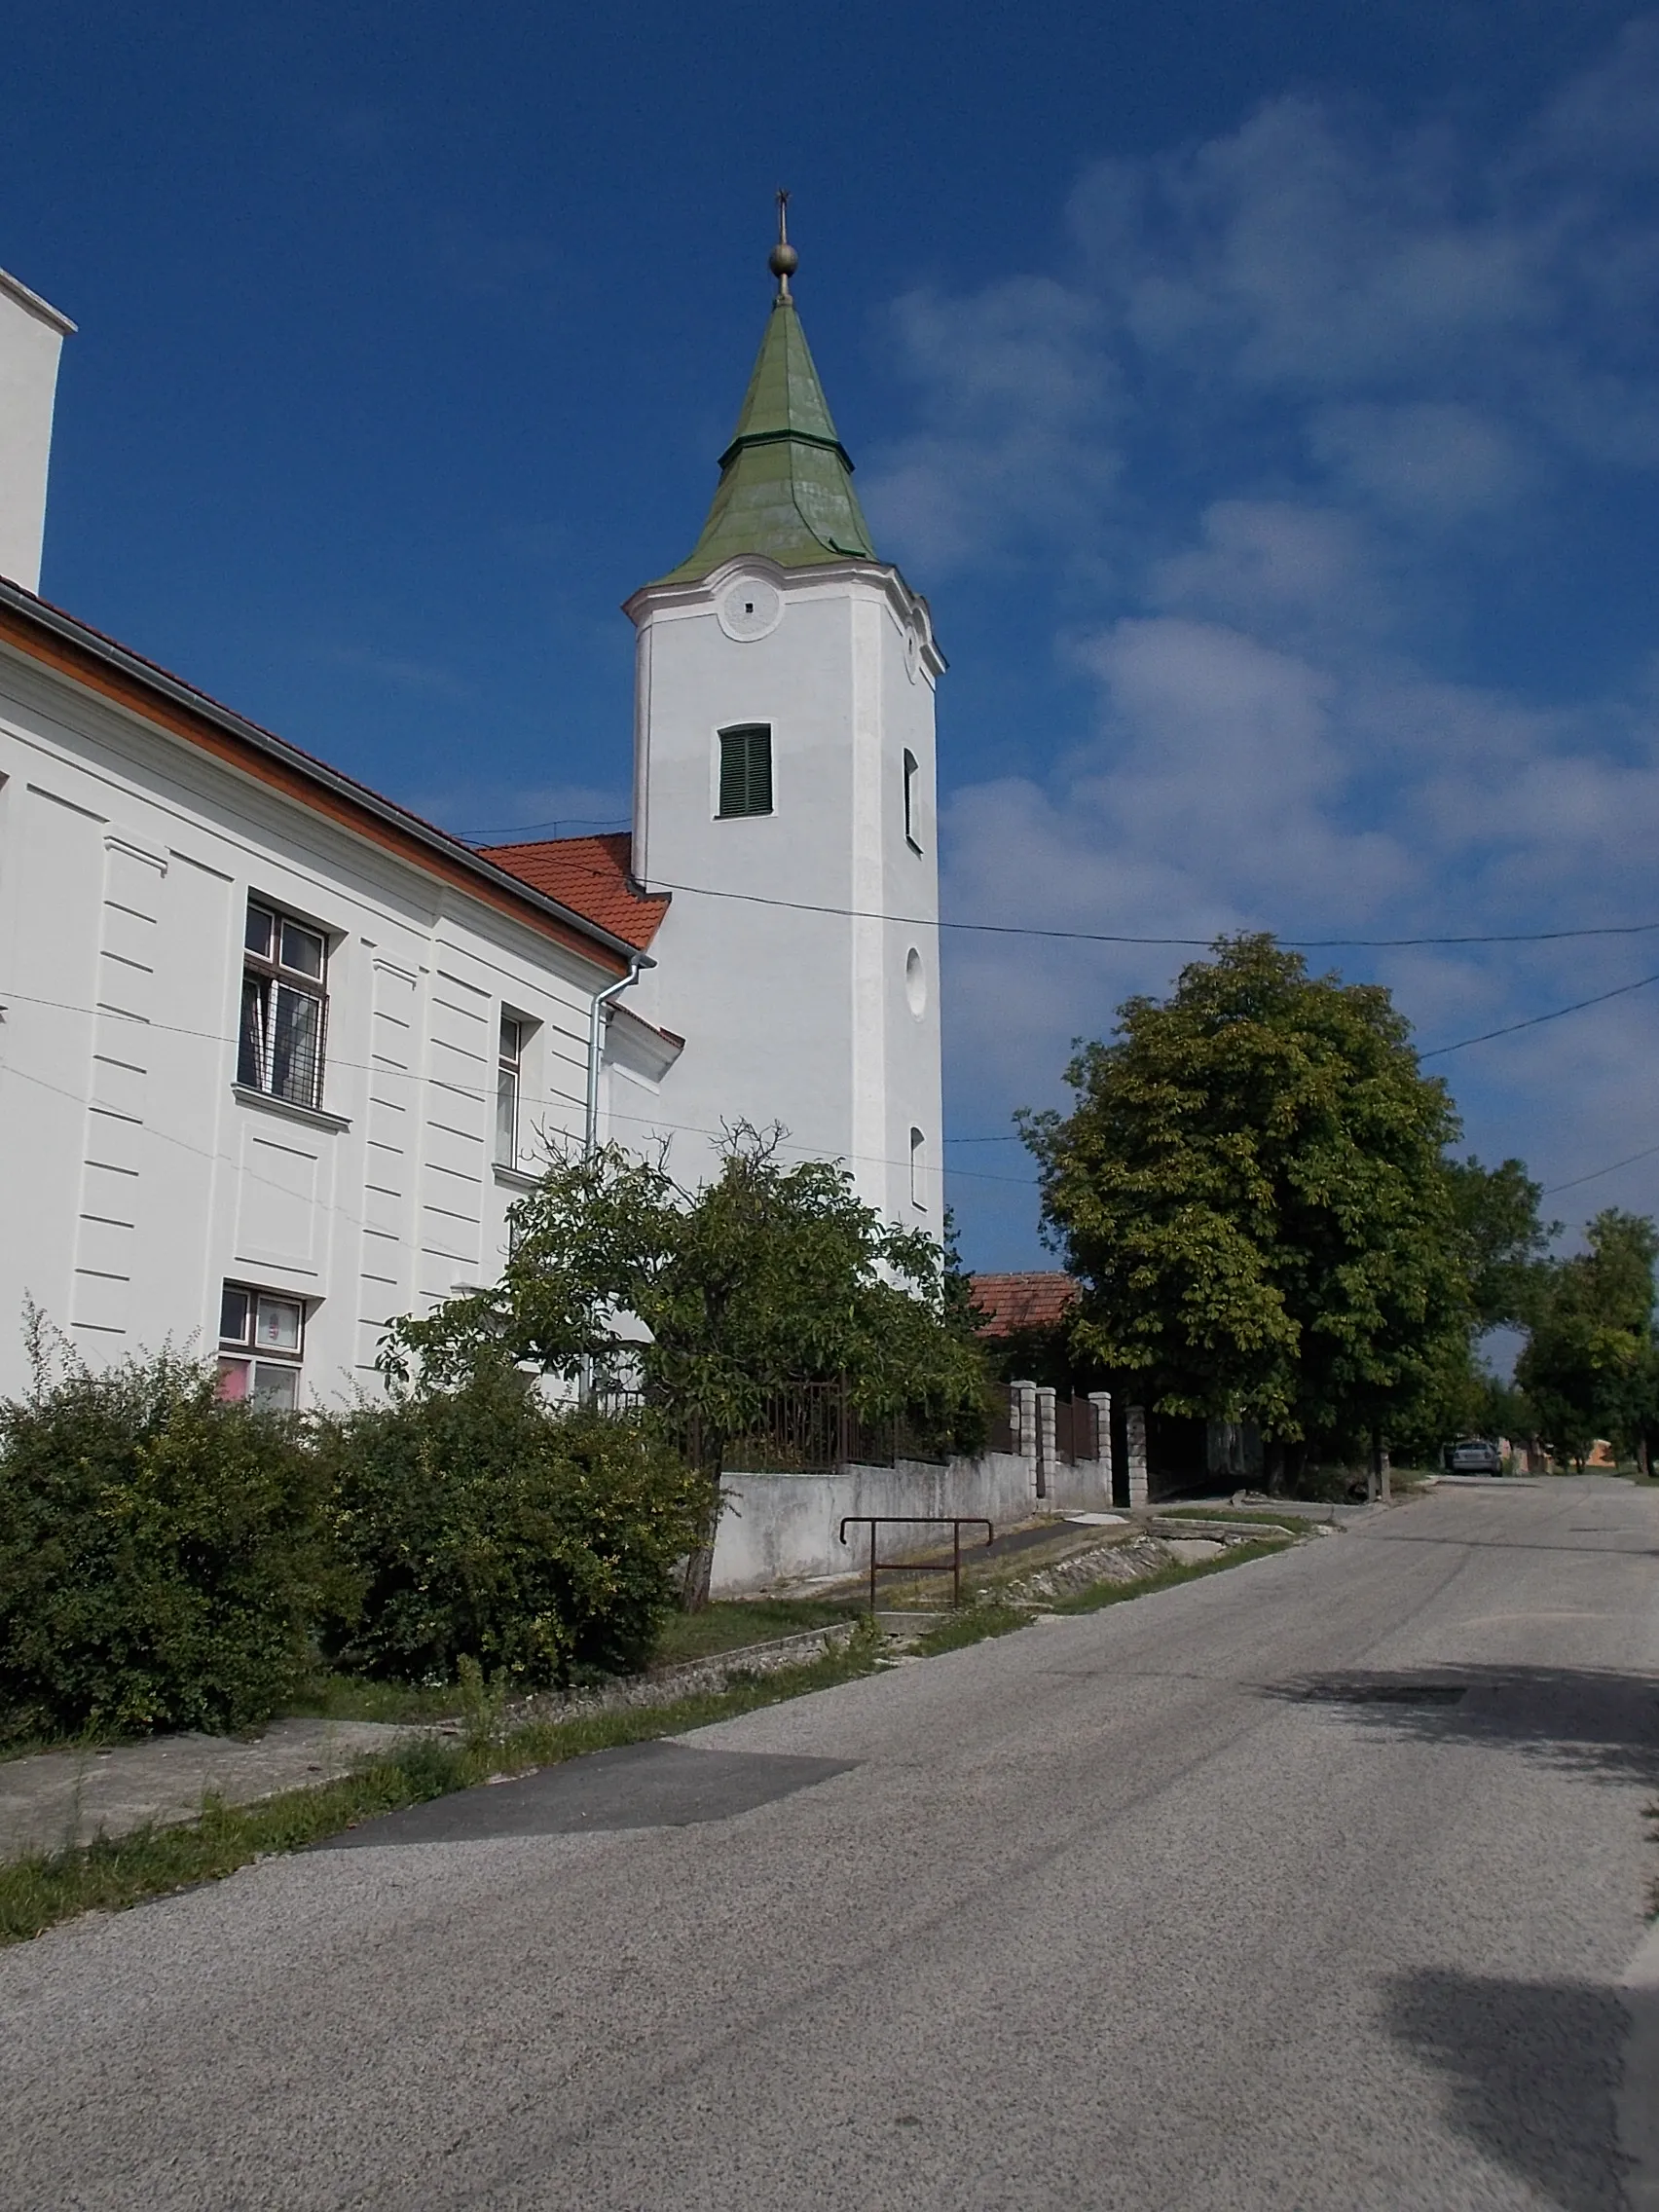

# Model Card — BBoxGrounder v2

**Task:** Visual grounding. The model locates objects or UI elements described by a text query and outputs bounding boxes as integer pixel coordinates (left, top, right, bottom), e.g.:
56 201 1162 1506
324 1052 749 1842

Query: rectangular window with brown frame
216 1282 307 1410
237 898 328 1110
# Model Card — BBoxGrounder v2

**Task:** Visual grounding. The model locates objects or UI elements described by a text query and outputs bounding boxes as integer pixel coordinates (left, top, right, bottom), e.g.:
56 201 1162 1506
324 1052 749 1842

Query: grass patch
1158 1506 1316 1534
1051 1536 1293 1614
648 1598 863 1667
905 1532 1296 1656
908 1604 1030 1657
278 1674 470 1725
0 1635 884 1948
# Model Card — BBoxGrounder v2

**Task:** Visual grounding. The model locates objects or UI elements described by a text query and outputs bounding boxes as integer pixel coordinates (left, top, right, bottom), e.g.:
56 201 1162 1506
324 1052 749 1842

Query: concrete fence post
1011 1381 1039 1493
1089 1390 1114 1505
1125 1403 1150 1510
1035 1384 1057 1501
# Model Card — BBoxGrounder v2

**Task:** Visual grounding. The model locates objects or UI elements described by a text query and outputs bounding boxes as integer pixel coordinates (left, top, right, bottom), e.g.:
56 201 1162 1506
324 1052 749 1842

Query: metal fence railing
594 1378 954 1472
724 1381 951 1471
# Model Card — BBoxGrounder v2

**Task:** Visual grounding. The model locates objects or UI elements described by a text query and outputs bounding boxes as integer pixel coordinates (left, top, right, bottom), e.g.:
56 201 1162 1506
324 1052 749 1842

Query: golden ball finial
770 188 796 295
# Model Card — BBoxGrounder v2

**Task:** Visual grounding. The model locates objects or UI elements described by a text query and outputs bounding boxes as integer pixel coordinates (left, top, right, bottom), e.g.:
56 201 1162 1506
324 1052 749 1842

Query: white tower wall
624 556 943 1231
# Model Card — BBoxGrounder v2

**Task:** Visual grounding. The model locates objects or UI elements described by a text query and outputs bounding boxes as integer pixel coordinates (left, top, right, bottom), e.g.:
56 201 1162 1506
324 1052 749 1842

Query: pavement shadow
1261 1664 1659 1788
1382 1969 1628 2210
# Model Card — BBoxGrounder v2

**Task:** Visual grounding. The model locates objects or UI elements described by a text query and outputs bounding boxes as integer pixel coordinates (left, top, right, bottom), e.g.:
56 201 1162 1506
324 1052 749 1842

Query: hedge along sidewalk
0 1621 860 1864
0 1536 1299 1948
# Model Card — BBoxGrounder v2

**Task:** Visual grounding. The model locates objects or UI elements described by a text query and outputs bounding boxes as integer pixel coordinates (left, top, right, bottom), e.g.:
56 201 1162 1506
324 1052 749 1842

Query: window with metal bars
237 898 328 1111
718 724 773 818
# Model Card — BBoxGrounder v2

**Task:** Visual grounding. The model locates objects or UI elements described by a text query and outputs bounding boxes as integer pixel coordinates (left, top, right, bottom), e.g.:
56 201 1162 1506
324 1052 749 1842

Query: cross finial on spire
767 188 798 300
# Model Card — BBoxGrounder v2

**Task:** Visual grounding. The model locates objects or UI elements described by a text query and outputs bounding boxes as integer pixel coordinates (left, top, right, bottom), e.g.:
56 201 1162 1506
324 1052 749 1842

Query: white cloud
1536 16 1659 174
1147 500 1393 645
882 22 1659 1260
1309 403 1537 524
864 277 1122 573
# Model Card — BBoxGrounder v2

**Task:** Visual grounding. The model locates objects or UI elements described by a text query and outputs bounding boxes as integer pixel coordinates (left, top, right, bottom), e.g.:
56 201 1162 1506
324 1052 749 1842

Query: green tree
384 1129 990 1601
1020 935 1468 1483
313 1374 704 1689
1445 1155 1554 1329
0 1325 340 1742
1516 1209 1659 1471
1377 1156 1557 1468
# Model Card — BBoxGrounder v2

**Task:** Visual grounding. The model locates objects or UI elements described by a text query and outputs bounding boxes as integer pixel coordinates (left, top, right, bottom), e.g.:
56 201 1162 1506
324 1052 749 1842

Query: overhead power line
1419 969 1659 1059
0 990 1039 1192
540 860 1659 951
1541 1140 1659 1197
458 815 629 843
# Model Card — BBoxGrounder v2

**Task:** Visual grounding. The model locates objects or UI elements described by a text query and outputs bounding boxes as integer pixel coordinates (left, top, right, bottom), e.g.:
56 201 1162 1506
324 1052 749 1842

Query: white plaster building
0 223 944 1406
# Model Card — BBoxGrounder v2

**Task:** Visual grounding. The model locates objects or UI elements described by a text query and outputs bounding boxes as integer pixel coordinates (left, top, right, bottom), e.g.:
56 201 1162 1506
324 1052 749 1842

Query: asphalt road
4 1477 1657 2211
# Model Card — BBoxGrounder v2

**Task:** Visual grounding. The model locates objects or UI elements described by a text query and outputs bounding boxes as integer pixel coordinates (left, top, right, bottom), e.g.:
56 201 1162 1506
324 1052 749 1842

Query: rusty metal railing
837 1516 995 1613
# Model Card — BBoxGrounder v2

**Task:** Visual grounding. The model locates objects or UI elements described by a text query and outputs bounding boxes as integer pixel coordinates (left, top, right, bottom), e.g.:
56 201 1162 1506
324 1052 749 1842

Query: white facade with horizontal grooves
0 633 627 1407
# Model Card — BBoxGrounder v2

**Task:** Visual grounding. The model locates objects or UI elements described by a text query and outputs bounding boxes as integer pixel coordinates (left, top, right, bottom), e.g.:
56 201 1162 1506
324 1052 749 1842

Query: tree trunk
1369 1426 1390 1504
1264 1437 1285 1496
678 1459 724 1612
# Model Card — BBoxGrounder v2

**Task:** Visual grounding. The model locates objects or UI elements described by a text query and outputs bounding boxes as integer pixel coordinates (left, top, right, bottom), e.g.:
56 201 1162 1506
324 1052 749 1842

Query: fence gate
1054 1394 1097 1465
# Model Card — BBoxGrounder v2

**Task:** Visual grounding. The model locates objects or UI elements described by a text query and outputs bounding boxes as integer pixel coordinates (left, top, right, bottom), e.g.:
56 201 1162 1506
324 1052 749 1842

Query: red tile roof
970 1272 1080 1338
477 832 670 952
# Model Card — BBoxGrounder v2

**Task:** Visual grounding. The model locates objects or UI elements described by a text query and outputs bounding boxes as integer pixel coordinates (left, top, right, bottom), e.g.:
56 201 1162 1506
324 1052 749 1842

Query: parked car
1445 1437 1504 1476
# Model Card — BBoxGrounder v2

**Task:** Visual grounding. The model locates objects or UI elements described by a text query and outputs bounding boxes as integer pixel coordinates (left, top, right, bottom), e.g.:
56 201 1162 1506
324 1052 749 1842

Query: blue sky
7 1 1659 1268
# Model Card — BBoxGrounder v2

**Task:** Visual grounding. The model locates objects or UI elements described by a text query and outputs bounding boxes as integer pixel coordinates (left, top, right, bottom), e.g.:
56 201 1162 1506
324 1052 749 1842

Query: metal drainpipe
585 952 650 1156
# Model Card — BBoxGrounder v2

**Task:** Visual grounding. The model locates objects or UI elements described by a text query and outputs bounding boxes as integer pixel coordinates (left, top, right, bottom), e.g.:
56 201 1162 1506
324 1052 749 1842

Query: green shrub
0 1339 340 1744
314 1369 707 1689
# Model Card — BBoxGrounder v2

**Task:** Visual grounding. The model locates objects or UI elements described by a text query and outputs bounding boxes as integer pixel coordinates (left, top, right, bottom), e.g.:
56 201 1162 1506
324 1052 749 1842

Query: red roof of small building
478 831 670 952
970 1272 1080 1338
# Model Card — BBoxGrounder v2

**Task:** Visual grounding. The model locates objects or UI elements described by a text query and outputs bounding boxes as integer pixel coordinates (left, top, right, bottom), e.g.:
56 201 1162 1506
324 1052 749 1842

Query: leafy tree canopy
1019 935 1468 1453
1516 1208 1659 1468
383 1127 990 1460
1445 1155 1555 1330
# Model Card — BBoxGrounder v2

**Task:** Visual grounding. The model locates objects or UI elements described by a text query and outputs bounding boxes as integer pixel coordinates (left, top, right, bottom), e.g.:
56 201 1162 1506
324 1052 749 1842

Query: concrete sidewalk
0 1620 865 1862
0 1718 425 1861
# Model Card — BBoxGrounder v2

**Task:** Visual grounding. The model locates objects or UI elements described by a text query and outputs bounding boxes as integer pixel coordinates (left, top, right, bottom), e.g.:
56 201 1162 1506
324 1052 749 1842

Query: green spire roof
655 293 877 584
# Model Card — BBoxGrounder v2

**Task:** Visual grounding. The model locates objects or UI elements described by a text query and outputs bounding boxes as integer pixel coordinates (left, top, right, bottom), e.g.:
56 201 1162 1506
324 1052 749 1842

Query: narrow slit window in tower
903 749 921 851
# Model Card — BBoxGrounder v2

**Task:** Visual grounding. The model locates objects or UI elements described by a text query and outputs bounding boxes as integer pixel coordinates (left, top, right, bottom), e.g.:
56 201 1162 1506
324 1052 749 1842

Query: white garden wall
710 1431 1118 1598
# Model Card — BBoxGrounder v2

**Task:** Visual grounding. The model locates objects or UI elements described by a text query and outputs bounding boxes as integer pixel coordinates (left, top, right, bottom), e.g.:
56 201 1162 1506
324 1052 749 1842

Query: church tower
623 204 944 1229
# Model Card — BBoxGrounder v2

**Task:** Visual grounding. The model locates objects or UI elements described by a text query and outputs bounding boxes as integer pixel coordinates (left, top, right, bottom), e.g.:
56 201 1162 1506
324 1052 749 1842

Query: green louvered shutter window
719 724 774 818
